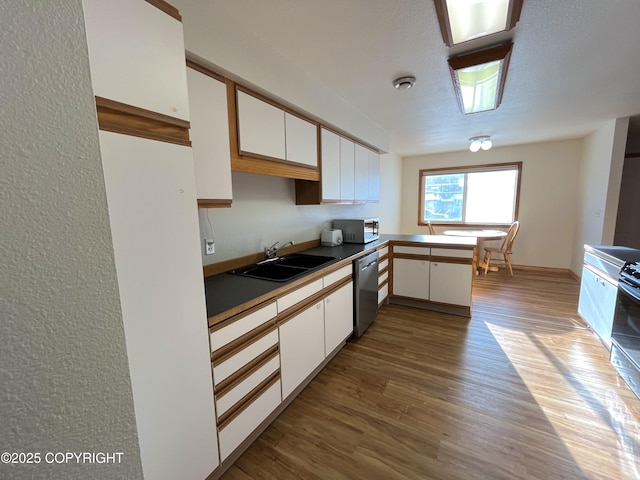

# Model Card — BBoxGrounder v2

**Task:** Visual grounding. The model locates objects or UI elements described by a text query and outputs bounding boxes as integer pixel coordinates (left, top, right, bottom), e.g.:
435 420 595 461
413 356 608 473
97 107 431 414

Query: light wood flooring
221 270 640 480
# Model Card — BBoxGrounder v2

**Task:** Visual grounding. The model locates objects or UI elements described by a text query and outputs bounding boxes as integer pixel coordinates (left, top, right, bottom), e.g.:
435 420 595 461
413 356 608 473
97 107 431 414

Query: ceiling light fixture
448 42 512 114
393 76 416 90
469 136 492 152
433 0 523 47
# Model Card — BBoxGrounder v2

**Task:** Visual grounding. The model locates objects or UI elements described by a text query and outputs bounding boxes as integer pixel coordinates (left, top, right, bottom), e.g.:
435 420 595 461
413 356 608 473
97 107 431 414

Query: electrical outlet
205 239 215 255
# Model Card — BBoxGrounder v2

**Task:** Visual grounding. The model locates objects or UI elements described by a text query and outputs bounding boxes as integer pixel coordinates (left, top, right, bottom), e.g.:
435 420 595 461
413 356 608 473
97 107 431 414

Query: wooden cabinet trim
217 371 280 430
277 293 325 327
95 96 190 146
198 199 232 208
392 253 431 261
211 320 277 366
430 256 473 266
144 0 181 21
186 59 225 82
323 276 352 297
214 346 279 398
210 300 277 334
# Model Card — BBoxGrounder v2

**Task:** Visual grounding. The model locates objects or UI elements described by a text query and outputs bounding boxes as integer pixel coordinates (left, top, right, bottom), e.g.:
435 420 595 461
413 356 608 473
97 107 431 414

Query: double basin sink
230 253 336 282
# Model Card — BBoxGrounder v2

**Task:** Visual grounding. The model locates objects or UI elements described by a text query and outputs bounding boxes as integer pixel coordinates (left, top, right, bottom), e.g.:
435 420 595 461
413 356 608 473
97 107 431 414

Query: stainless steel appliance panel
353 250 379 337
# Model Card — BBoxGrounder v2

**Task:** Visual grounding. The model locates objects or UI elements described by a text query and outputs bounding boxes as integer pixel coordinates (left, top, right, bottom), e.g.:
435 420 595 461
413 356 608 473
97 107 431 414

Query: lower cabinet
324 281 354 355
392 257 430 300
279 300 326 399
390 244 474 316
578 265 617 348
429 248 474 307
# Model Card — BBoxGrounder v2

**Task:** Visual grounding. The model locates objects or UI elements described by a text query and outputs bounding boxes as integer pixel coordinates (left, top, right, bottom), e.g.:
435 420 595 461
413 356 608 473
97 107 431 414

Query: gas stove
620 261 640 289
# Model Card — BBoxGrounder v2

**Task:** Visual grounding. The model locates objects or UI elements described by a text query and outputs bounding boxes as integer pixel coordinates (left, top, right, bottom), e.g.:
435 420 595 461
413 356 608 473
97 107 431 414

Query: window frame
418 161 522 228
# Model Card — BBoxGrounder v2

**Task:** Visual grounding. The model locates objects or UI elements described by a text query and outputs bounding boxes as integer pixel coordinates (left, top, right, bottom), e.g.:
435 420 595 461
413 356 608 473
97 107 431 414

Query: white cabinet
392 258 430 300
368 150 381 202
237 90 318 168
186 66 232 203
354 143 369 202
430 262 473 306
82 0 190 120
237 90 286 160
285 112 318 167
321 129 341 201
100 132 219 479
340 137 355 201
324 281 354 355
279 300 326 399
429 248 473 307
579 265 617 348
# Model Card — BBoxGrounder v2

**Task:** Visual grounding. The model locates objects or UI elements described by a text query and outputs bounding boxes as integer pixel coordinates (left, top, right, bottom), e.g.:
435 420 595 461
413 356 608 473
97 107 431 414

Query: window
419 162 521 226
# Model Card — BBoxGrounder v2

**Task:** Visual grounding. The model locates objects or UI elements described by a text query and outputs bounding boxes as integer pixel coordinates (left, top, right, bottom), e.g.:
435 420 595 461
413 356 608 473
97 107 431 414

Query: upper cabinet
186 63 233 207
234 89 318 180
237 91 286 160
83 0 190 121
295 127 381 205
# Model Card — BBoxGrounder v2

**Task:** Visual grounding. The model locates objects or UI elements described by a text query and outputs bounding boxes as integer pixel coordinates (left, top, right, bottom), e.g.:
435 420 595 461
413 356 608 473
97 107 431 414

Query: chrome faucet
264 240 294 259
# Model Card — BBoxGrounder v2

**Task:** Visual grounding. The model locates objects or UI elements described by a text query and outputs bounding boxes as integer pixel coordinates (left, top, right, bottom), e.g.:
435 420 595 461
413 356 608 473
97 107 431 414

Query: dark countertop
204 234 477 321
585 245 640 267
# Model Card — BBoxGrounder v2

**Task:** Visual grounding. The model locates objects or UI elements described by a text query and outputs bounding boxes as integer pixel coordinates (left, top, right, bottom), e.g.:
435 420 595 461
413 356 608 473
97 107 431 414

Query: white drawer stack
209 300 282 461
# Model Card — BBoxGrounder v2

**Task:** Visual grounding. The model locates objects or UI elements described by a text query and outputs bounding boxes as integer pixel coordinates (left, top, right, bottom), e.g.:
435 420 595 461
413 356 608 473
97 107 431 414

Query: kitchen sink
229 254 336 282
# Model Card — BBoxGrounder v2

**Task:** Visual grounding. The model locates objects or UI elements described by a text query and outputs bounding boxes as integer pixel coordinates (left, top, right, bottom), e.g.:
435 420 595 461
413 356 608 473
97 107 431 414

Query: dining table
443 229 507 275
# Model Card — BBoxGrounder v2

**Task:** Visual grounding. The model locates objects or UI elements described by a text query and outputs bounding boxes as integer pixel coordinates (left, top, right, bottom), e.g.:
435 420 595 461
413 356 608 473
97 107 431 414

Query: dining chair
483 221 520 275
426 221 435 235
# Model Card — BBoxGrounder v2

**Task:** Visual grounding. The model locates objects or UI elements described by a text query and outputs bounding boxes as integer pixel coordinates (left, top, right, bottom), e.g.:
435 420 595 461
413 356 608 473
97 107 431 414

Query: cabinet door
392 258 430 300
237 91 286 160
99 132 219 479
430 262 472 306
321 129 341 201
83 0 190 120
354 143 369 203
578 266 617 346
186 67 232 202
340 137 355 202
368 150 380 202
324 282 354 355
279 301 325 399
285 112 318 168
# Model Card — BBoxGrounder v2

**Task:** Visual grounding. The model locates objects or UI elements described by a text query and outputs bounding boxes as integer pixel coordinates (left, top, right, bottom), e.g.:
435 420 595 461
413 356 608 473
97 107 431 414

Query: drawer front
277 278 323 313
210 301 277 352
431 248 474 259
378 246 389 257
213 329 278 385
323 264 352 288
378 270 388 286
393 246 430 255
218 378 282 461
216 354 280 417
379 258 389 272
378 283 389 304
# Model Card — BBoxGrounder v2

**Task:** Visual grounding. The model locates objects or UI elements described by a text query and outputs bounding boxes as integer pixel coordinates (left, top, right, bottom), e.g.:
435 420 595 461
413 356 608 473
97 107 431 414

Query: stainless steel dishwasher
353 250 379 337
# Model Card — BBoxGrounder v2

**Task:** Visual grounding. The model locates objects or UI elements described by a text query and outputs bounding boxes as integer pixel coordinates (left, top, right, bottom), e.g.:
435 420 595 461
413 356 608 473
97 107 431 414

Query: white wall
199 153 403 264
0 1 143 478
571 118 629 273
172 0 389 153
400 139 583 269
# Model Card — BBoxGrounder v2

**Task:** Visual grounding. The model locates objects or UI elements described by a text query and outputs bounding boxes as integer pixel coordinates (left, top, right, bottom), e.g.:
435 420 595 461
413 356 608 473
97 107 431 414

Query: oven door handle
618 280 640 303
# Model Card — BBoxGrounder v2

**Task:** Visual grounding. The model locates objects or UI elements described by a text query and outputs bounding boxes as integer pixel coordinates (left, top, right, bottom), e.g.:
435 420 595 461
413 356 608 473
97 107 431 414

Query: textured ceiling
214 0 640 156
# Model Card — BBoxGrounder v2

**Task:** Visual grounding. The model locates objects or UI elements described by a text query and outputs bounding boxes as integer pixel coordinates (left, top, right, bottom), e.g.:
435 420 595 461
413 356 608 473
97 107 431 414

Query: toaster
321 229 343 247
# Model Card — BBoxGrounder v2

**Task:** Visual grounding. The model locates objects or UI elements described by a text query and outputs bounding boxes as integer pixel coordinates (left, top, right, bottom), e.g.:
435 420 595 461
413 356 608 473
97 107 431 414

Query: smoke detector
393 76 416 90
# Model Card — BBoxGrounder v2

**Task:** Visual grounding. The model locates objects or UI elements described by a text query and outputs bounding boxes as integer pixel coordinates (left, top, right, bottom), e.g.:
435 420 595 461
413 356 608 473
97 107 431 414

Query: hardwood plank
220 270 640 480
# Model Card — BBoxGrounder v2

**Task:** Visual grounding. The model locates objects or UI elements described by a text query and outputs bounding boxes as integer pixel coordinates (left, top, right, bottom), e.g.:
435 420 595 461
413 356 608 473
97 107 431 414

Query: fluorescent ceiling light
434 0 523 46
448 43 513 114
